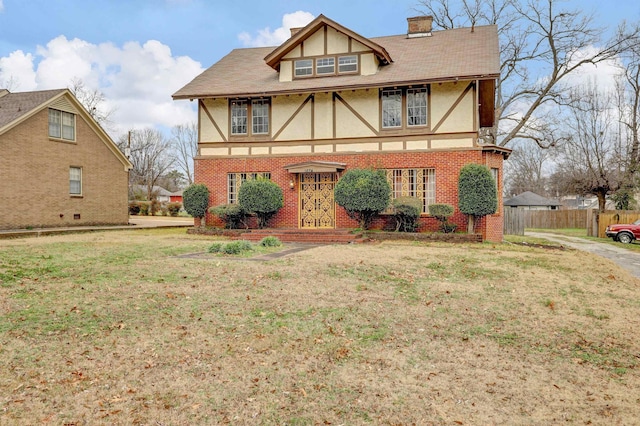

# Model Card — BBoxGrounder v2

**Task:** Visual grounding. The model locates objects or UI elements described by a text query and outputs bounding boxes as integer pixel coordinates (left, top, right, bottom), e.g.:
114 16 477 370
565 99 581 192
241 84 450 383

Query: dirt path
527 231 640 278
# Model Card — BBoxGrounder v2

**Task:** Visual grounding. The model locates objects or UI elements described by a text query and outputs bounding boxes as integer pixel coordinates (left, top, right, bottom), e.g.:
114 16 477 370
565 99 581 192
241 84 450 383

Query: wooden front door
300 172 336 228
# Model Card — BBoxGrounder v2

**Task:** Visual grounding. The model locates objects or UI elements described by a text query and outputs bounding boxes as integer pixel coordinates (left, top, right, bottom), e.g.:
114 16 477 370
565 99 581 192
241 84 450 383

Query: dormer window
338 55 358 73
293 55 360 78
294 60 313 77
316 58 335 74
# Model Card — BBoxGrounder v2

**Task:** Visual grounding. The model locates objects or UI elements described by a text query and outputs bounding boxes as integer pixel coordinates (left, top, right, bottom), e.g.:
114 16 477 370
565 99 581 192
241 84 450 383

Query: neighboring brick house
0 88 132 230
173 15 510 241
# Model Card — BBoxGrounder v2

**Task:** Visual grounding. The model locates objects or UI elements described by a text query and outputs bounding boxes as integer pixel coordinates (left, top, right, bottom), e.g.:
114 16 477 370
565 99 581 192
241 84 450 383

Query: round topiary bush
428 203 456 233
334 169 391 230
238 178 283 229
183 184 210 225
209 203 248 229
391 196 422 232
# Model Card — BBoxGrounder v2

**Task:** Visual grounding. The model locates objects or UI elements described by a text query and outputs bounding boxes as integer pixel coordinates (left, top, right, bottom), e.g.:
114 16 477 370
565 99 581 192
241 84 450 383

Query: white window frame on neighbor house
385 168 436 213
227 172 271 204
49 108 76 141
69 166 82 196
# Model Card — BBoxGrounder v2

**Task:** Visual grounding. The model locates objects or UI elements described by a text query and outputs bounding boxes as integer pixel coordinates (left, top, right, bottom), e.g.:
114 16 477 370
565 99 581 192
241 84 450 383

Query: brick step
239 228 363 244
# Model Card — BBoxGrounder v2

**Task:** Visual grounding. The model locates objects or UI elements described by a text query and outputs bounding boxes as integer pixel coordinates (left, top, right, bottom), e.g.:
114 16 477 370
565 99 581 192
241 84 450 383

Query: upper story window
294 55 359 78
230 99 270 136
49 108 75 141
338 55 358 73
294 59 313 77
382 89 402 128
381 87 429 130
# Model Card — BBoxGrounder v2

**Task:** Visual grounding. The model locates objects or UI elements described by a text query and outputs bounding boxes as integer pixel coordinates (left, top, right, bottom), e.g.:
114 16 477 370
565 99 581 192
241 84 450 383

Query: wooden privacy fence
503 209 589 236
504 208 640 237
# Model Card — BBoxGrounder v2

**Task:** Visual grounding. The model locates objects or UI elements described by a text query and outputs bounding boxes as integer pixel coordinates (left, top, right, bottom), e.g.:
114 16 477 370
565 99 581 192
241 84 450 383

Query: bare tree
68 77 115 131
170 122 198 185
553 82 623 211
118 128 175 204
417 0 640 147
503 140 551 197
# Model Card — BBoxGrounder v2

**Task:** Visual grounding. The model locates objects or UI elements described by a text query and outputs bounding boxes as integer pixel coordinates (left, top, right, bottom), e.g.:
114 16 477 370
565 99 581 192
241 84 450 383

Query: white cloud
0 0 4 13
0 35 204 137
238 11 315 47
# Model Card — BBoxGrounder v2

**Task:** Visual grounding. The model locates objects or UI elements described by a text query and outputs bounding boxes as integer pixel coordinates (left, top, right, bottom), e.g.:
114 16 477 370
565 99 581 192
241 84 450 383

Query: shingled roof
504 191 563 207
0 88 66 132
173 22 499 100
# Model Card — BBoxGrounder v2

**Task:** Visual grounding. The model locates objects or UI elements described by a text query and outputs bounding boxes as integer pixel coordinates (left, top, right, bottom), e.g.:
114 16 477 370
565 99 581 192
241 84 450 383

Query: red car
605 219 640 244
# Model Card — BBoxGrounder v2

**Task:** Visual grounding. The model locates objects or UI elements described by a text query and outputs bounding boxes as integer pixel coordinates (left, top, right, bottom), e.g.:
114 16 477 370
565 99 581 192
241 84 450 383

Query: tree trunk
467 215 475 234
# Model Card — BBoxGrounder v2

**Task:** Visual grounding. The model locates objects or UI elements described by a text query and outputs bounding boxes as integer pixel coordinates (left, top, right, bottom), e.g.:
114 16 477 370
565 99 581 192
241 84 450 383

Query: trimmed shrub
208 242 224 253
222 240 253 255
183 184 210 224
128 201 141 215
428 203 456 233
458 164 497 233
209 204 248 229
391 196 422 232
151 199 161 216
238 178 284 229
167 202 182 217
138 201 151 216
334 169 391 230
260 236 282 247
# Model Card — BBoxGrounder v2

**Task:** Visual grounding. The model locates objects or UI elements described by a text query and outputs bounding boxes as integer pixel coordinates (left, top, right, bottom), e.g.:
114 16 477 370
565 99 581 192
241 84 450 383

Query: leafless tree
417 0 640 148
553 82 623 211
118 128 175 203
170 122 198 185
503 140 551 197
68 77 115 132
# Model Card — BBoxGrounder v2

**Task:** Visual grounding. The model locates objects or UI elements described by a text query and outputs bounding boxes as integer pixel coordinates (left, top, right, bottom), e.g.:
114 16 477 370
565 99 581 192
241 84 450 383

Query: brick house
173 15 510 241
0 88 132 230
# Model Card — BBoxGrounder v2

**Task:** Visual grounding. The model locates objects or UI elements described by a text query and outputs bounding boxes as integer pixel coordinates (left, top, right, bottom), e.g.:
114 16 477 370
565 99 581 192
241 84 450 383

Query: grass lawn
1 228 639 424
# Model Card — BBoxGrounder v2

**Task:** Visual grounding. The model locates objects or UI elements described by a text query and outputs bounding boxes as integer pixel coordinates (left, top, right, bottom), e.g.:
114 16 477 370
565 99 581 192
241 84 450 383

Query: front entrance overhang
284 161 347 173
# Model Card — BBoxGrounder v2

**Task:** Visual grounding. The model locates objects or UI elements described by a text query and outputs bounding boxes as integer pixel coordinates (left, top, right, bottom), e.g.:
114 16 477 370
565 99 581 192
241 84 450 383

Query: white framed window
230 100 248 135
316 57 335 75
227 172 271 204
338 55 358 73
386 168 435 213
49 108 75 141
294 59 313 77
407 88 427 126
252 99 269 134
382 89 402 128
70 167 82 195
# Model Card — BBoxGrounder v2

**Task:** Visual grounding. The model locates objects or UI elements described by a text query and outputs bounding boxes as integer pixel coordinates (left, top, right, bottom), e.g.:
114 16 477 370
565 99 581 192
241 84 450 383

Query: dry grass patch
1 229 639 424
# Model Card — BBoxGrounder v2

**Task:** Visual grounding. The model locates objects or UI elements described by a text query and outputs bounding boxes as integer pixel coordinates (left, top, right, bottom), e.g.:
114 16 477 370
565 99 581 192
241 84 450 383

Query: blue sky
1 0 638 137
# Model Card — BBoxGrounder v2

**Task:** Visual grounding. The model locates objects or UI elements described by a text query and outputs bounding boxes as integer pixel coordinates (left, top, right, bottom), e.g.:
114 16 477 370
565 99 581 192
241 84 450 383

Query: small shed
504 191 562 210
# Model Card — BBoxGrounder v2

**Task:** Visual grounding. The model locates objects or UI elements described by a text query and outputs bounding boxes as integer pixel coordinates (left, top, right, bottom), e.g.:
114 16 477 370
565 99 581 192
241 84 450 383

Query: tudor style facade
173 15 509 241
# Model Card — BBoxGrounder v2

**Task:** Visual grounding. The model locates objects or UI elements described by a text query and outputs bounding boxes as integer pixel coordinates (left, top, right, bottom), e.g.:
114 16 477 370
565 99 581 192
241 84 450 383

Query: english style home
173 15 509 241
0 88 132 230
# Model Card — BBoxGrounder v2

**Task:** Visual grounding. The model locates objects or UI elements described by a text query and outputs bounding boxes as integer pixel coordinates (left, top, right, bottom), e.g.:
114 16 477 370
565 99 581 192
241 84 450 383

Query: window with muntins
70 167 82 195
316 57 335 74
407 88 427 126
49 108 75 141
231 99 270 136
252 99 269 134
227 172 271 204
385 168 435 213
338 55 358 73
294 59 313 77
293 55 359 78
382 90 402 128
230 100 248 135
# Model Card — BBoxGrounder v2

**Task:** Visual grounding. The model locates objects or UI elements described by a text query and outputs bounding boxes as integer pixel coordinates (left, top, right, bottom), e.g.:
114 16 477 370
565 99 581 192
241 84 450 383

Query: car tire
617 232 634 244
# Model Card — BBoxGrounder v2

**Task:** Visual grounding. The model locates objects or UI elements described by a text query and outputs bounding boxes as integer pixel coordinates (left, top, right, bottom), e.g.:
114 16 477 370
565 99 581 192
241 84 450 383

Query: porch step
239 228 364 244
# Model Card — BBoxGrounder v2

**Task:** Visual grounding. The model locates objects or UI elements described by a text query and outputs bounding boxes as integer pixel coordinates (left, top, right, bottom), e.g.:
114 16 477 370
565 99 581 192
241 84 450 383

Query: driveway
526 231 640 279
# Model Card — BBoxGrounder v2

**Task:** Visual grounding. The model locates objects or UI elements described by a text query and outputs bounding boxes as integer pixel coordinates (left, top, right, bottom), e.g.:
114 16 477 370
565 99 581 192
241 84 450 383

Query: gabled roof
173 21 499 100
504 191 562 207
264 14 392 71
0 88 132 171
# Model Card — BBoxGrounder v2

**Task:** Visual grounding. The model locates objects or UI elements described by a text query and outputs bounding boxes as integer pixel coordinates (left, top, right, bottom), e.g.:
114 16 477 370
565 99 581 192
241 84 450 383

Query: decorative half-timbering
173 14 510 241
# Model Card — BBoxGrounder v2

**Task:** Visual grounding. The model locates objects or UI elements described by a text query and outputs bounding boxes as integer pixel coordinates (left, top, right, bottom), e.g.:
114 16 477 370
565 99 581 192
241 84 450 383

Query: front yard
1 228 639 424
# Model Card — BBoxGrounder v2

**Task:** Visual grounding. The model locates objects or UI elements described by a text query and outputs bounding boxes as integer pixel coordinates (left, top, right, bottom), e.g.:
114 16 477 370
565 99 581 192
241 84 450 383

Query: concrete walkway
526 231 640 279
0 216 193 239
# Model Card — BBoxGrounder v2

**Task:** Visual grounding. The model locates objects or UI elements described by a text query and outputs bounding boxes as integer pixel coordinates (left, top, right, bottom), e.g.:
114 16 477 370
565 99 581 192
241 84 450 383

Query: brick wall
0 108 129 229
195 149 506 242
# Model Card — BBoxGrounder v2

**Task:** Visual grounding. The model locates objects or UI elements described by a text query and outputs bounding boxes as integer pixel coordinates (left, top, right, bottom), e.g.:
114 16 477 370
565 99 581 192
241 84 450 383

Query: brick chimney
407 16 433 38
290 27 303 37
